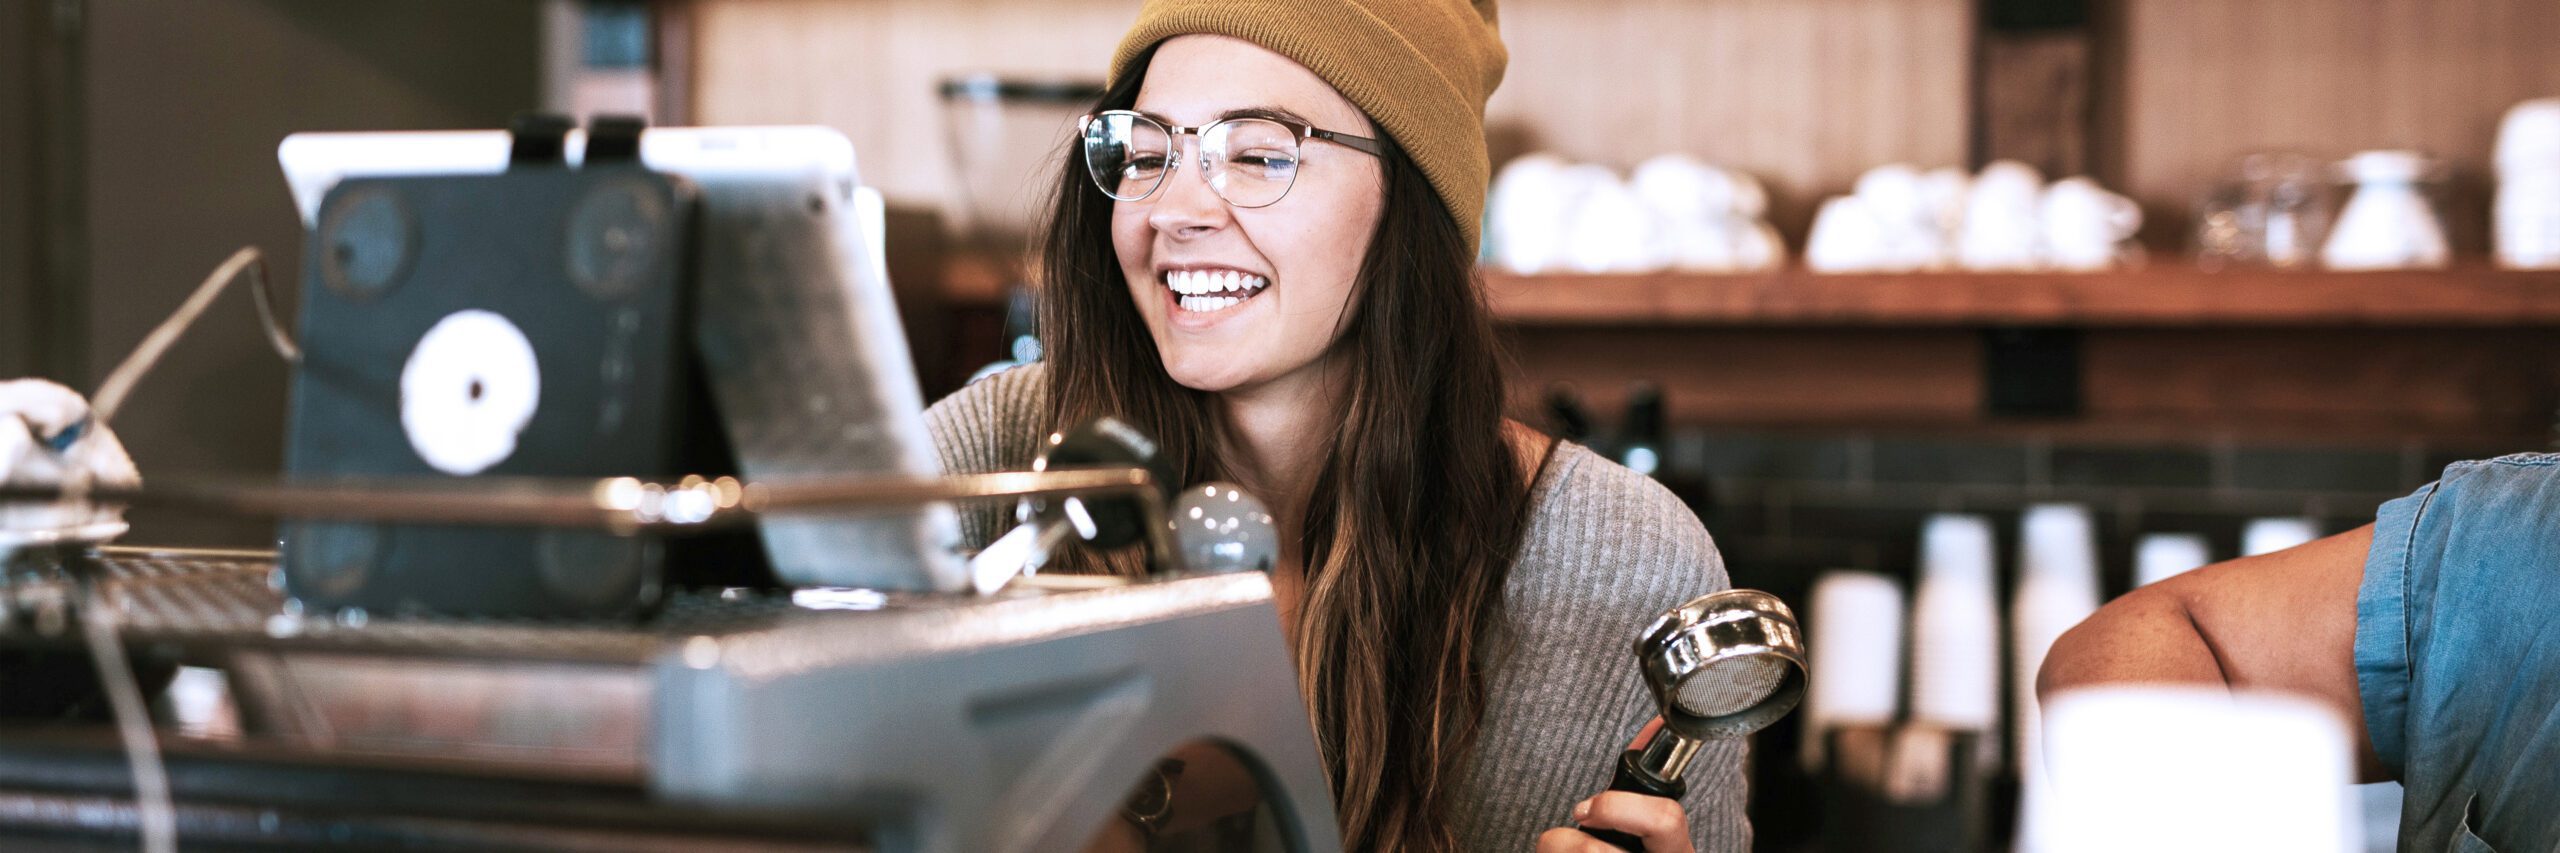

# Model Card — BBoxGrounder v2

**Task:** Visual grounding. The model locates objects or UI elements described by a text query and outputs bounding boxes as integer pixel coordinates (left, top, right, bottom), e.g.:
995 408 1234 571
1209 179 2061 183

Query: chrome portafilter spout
1586 589 1807 852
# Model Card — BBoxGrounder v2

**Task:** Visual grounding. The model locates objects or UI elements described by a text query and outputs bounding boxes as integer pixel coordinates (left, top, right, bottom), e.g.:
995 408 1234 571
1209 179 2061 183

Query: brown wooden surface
1507 325 2560 445
2104 0 2560 251
1485 265 2560 327
2081 329 2560 438
688 0 1973 242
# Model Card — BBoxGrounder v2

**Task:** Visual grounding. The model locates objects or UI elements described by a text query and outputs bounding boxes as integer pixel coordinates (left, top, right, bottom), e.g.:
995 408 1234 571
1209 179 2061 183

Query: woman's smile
1158 266 1273 325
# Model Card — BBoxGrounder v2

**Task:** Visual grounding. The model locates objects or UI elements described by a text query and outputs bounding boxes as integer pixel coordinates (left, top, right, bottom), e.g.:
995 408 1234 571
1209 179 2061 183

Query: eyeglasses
1078 109 1382 208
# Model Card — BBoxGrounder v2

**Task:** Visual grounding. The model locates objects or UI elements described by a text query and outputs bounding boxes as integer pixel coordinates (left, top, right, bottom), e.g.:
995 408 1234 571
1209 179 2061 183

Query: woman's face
1112 35 1386 395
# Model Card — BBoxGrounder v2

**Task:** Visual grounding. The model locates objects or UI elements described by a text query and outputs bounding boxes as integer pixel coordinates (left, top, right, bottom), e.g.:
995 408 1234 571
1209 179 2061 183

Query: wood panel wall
688 0 1132 218
685 0 1973 240
2103 0 2560 251
1484 0 1971 238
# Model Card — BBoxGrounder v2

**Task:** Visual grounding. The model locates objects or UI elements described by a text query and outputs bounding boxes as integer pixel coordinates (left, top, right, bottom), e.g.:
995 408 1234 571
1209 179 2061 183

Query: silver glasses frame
1078 109 1383 208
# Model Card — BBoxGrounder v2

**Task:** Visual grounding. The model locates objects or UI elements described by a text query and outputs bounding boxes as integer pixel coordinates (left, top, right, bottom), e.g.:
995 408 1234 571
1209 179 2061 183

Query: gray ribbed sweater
922 364 1749 851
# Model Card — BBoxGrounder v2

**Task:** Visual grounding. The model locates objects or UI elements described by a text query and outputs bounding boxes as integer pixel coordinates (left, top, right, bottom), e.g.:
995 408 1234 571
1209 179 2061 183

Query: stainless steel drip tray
0 546 1282 790
0 547 779 781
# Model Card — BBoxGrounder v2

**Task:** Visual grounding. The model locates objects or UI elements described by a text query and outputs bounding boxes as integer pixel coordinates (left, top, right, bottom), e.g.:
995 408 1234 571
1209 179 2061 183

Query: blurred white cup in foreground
2042 685 2359 853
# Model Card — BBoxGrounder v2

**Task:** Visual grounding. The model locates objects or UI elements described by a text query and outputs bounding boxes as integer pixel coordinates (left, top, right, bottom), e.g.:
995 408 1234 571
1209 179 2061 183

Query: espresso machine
0 120 1337 853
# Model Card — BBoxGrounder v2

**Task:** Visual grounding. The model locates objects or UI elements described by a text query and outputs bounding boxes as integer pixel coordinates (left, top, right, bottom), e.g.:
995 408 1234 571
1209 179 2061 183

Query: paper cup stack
1911 514 2002 755
2010 505 2105 852
1801 570 1906 771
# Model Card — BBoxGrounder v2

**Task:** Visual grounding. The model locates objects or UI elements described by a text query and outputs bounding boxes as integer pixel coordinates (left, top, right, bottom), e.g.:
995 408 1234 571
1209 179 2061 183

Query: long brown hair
1036 47 1539 851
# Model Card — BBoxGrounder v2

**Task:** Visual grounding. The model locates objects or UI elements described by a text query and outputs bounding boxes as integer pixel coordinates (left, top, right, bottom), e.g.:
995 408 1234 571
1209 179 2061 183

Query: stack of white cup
1911 514 2002 762
2011 505 2105 853
2496 98 2560 269
1801 571 1906 772
1485 153 1786 275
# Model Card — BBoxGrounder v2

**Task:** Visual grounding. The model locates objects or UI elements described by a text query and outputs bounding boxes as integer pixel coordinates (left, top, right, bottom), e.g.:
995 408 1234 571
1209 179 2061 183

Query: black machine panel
281 162 701 618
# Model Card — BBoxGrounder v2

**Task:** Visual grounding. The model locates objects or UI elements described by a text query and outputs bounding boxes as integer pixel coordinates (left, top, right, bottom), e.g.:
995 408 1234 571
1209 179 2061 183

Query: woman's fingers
1539 718 1685 851
1534 826 1626 852
1569 791 1694 853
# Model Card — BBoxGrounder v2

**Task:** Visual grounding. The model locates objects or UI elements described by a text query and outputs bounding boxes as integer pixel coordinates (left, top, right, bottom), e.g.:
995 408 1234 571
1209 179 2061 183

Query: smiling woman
1104 35 1387 400
921 1 1749 850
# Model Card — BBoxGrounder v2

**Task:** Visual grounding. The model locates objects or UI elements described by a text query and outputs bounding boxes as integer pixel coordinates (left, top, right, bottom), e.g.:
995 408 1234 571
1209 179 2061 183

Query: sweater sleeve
919 363 1050 552
1451 444 1751 851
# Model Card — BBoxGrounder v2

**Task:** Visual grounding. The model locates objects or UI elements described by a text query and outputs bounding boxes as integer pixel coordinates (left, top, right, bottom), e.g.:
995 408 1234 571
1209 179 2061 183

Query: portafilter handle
1585 588 1807 852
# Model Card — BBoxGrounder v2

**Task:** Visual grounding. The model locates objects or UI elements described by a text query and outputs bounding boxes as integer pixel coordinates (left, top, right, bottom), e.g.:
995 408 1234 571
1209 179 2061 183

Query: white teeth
1162 269 1269 296
1178 294 1244 313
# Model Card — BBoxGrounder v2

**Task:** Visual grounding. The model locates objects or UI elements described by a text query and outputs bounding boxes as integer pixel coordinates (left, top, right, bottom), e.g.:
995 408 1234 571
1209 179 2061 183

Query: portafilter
1585 588 1806 851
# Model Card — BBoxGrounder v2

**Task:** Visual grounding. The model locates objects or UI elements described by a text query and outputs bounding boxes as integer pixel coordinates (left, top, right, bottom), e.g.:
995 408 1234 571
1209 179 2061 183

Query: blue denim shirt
2360 453 2560 852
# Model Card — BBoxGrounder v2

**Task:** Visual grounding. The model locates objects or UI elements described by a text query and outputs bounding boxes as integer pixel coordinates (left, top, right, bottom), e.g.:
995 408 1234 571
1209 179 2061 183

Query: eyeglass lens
1082 113 1303 208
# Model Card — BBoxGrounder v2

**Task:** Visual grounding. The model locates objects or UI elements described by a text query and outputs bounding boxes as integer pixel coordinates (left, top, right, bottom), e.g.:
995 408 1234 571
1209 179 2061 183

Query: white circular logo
400 310 541 476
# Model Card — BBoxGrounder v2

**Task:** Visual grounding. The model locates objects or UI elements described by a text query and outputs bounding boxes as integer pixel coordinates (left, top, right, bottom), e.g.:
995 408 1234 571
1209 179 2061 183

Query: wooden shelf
1485 265 2560 327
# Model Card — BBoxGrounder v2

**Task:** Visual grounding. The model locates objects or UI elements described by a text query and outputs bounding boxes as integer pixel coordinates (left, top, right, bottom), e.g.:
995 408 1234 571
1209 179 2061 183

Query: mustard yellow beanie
1109 0 1508 251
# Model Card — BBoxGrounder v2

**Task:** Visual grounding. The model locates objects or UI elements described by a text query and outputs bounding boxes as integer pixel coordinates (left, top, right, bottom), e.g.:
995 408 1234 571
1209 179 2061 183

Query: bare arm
2036 524 2385 781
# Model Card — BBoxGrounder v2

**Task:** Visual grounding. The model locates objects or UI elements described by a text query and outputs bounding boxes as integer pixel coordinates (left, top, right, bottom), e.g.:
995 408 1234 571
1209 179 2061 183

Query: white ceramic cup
1733 219 1786 272
1631 153 1736 222
2041 177 2143 271
1807 195 1888 273
2496 169 2560 269
1855 163 1952 271
1562 171 1665 273
1959 160 2047 271
1487 153 1575 274
2323 150 2450 270
2494 97 2560 176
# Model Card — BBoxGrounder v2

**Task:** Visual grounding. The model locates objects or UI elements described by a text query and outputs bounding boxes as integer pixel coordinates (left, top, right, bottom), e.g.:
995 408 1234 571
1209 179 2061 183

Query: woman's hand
1532 717 1695 853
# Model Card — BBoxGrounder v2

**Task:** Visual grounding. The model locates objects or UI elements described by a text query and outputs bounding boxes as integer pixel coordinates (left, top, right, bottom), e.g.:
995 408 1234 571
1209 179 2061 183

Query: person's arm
2036 524 2385 780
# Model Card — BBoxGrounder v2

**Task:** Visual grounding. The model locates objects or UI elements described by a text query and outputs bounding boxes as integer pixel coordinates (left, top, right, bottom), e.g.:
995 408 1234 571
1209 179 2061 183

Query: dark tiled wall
1659 428 2529 598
